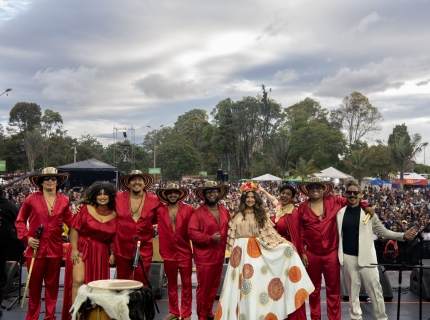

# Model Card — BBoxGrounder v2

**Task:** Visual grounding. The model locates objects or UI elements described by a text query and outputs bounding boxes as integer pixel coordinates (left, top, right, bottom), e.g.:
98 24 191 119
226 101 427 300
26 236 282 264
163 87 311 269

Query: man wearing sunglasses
188 181 230 320
337 181 416 320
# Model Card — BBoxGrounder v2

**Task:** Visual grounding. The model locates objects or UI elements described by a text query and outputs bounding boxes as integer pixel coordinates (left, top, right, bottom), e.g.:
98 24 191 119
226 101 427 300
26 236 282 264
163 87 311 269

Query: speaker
149 262 165 300
216 264 228 300
340 265 393 302
3 261 19 295
409 259 430 301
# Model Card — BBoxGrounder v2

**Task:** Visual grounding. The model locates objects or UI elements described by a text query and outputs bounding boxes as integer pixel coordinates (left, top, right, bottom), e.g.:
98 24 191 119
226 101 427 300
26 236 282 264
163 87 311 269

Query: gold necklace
130 195 144 217
44 195 57 212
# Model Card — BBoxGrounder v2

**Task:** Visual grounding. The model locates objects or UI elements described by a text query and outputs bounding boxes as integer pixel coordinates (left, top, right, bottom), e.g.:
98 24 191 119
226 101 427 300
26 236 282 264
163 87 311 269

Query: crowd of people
0 170 428 320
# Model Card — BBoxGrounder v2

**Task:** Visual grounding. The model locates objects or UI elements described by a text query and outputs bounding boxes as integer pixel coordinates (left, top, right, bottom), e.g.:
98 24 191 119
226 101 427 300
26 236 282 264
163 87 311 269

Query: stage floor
1 269 430 320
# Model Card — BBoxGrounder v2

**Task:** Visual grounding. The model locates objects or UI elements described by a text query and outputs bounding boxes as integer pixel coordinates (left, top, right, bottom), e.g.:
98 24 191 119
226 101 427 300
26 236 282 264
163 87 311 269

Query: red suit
112 190 160 285
15 191 72 320
188 204 230 320
272 206 306 320
299 195 367 320
62 205 117 320
157 202 195 319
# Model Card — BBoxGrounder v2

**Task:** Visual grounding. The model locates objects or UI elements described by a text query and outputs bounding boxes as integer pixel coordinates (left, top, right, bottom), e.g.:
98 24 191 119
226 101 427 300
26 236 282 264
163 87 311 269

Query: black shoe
0 309 3 317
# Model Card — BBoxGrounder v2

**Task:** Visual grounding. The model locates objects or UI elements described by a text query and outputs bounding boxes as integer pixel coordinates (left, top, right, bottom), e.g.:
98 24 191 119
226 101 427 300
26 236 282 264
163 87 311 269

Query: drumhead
88 279 143 290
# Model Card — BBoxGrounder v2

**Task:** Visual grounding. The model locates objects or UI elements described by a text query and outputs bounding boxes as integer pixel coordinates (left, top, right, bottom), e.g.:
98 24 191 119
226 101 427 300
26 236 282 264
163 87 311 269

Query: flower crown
240 181 258 194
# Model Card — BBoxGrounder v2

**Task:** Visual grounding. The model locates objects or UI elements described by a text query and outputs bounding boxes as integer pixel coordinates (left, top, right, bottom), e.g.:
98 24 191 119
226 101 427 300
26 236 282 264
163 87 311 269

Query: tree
388 123 409 146
390 131 428 190
284 97 331 131
41 109 64 138
23 129 44 171
331 92 383 149
367 143 396 179
289 157 321 182
267 135 292 178
343 148 373 184
156 141 200 180
78 134 104 156
8 102 42 135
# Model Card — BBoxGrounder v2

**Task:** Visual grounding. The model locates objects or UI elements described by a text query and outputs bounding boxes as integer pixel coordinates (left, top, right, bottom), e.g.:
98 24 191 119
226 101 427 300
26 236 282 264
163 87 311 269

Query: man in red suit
297 178 372 320
156 183 195 320
188 181 230 320
112 170 161 285
15 167 72 320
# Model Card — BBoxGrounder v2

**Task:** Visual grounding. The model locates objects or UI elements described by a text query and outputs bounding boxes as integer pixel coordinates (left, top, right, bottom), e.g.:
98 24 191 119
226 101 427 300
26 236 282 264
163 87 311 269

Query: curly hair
279 183 296 197
235 191 267 229
81 182 117 209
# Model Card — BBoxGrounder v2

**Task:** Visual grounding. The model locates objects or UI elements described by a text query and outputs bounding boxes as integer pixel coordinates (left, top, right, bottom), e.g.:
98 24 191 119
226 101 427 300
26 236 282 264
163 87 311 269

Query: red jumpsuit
15 191 72 320
157 202 195 318
272 206 306 320
299 195 367 320
112 190 160 285
188 204 230 320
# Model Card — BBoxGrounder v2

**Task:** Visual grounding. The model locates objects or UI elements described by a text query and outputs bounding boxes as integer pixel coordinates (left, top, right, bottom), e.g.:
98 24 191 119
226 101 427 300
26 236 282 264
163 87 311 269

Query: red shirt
113 190 161 262
15 191 72 259
188 204 230 266
272 206 303 256
157 202 195 261
299 195 367 255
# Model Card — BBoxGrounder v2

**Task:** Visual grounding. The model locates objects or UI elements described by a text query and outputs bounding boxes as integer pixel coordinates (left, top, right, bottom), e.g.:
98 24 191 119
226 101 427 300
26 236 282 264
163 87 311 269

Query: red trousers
115 255 151 286
164 259 192 318
306 250 341 320
195 263 223 320
25 257 62 320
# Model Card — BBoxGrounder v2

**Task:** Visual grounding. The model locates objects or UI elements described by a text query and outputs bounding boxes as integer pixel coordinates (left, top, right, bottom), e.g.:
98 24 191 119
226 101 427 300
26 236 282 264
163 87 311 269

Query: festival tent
313 167 353 180
252 173 282 181
57 158 119 188
391 173 428 188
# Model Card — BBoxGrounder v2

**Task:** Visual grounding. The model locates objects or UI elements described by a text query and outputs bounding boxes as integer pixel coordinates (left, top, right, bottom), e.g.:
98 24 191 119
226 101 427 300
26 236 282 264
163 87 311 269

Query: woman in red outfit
259 184 307 320
62 182 118 320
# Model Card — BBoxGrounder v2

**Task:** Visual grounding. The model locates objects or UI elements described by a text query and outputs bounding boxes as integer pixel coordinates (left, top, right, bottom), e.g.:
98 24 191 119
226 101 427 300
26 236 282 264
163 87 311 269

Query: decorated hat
29 167 69 187
297 177 334 197
156 183 189 203
119 170 154 191
193 180 229 201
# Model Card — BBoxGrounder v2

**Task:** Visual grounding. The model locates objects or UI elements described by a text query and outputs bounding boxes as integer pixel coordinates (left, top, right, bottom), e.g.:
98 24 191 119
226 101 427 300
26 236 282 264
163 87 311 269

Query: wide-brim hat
29 167 69 187
193 180 229 201
119 170 154 191
156 183 189 203
297 177 334 197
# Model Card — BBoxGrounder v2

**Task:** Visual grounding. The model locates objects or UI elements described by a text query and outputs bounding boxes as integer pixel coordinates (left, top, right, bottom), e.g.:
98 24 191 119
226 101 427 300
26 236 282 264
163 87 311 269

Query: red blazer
157 202 195 261
188 204 230 266
15 191 72 259
112 190 161 262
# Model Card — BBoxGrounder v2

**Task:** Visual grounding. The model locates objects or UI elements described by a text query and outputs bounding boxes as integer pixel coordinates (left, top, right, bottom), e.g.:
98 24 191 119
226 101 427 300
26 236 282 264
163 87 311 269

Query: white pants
343 254 388 320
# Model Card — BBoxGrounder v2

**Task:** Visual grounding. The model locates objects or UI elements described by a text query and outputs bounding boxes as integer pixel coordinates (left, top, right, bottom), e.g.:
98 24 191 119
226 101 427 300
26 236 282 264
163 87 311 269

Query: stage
1 268 430 319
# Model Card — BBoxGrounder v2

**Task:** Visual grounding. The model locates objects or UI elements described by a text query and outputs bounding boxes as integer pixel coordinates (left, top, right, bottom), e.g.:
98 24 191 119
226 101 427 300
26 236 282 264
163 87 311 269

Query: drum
71 280 143 320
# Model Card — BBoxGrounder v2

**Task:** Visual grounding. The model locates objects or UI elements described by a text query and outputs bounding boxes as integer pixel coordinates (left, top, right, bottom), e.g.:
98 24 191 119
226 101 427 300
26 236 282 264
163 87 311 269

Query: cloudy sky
1 0 429 163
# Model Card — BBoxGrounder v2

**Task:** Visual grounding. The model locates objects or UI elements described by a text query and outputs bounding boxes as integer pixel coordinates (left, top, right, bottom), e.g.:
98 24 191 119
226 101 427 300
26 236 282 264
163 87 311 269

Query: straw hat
29 167 69 187
297 177 334 197
156 183 189 203
119 170 154 191
193 181 229 201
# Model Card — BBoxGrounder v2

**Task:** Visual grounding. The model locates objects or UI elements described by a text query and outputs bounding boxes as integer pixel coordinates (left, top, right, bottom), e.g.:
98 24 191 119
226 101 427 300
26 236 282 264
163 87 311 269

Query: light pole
0 88 12 97
147 125 163 177
71 146 77 163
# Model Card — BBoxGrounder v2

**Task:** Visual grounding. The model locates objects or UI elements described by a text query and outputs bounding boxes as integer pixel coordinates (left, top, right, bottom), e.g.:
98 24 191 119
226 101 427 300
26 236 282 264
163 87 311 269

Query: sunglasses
345 190 360 196
43 176 58 182
307 185 323 191
205 189 219 194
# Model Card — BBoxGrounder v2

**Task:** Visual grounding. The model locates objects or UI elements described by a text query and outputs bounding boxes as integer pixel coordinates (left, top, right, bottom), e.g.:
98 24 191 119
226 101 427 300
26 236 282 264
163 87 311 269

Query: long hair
235 191 267 229
81 182 117 210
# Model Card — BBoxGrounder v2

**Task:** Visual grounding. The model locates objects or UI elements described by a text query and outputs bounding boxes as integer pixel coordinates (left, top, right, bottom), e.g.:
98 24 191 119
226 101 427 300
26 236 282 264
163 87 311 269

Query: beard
167 198 179 205
205 198 219 206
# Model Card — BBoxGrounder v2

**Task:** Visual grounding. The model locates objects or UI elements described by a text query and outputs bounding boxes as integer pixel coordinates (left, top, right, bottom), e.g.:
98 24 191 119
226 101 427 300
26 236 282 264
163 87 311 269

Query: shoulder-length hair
234 191 267 229
81 182 117 210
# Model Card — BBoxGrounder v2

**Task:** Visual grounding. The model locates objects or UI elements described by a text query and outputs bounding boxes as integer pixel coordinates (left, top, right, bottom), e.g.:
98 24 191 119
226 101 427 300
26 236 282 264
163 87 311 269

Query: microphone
132 240 141 270
363 213 371 225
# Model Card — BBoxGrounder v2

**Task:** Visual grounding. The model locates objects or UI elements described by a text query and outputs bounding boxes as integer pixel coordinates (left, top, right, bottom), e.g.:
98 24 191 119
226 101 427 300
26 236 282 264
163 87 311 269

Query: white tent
252 173 282 181
314 167 353 179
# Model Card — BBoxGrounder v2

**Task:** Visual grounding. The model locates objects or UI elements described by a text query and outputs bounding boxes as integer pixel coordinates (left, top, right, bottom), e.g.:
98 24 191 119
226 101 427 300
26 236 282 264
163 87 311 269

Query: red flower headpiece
240 181 258 194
